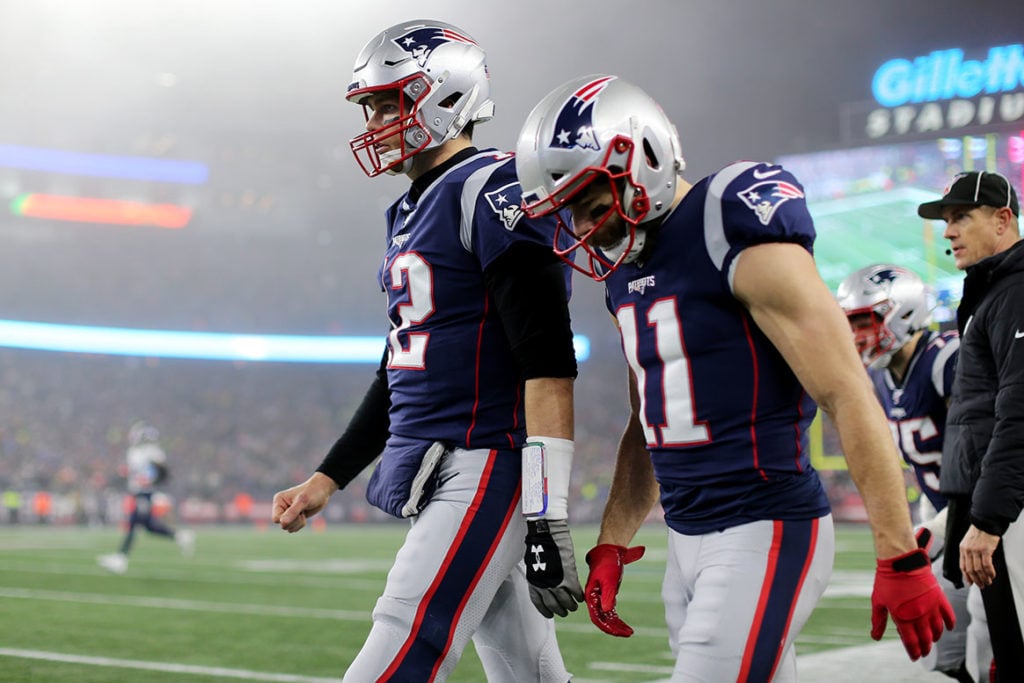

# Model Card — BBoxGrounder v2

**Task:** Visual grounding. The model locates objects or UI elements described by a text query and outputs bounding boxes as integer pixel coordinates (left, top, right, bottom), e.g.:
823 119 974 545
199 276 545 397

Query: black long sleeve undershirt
315 349 390 488
484 240 578 381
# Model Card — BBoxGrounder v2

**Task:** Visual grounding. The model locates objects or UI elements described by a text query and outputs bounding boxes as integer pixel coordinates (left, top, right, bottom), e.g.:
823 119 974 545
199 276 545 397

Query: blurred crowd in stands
0 346 873 527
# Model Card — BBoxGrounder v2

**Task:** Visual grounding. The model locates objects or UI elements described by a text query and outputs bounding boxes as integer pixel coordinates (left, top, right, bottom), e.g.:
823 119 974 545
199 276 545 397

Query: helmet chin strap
380 148 414 176
600 227 647 266
599 180 658 266
866 333 899 370
867 351 893 371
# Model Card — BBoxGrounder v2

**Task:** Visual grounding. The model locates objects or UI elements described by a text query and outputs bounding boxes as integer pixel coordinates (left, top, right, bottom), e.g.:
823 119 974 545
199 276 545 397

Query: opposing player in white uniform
515 76 955 681
97 421 194 574
271 20 580 682
838 264 985 682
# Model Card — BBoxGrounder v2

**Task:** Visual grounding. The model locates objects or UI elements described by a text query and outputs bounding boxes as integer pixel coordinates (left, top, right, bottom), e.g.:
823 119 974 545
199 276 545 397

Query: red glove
870 545 955 660
584 544 645 637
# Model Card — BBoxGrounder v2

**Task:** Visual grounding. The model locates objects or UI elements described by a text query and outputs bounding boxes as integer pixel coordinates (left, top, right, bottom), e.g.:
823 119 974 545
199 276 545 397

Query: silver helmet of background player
128 420 160 447
516 75 685 280
346 19 494 177
836 263 932 369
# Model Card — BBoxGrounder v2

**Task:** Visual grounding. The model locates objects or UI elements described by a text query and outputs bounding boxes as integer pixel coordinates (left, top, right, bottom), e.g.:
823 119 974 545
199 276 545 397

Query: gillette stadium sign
849 44 1024 141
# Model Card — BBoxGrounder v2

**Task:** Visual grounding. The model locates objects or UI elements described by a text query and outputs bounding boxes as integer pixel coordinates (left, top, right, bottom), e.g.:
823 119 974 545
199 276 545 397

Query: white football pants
662 515 834 682
342 446 569 683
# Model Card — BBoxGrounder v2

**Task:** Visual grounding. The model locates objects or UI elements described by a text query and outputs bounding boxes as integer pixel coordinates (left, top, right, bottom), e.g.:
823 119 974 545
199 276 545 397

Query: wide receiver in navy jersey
515 75 954 681
839 264 984 682
271 20 580 682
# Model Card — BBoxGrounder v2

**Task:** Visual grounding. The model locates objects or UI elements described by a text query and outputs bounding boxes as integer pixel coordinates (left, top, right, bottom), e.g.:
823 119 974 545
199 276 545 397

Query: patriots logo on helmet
737 180 805 226
486 183 525 230
868 268 901 286
548 76 616 151
391 27 480 67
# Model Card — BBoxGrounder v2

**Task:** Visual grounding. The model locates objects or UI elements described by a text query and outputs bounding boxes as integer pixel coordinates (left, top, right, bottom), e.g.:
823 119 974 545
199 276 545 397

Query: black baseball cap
918 171 1020 220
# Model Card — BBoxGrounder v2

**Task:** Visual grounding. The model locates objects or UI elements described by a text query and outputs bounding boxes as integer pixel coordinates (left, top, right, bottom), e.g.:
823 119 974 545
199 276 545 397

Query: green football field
809 187 959 295
0 522 894 683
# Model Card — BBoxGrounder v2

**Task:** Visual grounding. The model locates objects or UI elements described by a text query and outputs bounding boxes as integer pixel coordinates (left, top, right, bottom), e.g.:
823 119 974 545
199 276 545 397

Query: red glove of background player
584 544 645 637
870 543 955 660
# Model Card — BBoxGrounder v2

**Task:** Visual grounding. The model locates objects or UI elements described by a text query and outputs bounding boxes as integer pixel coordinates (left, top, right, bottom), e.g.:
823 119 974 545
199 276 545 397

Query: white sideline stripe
0 648 340 683
591 642 926 682
795 640 937 681
0 587 364 620
0 539 96 550
0 559 386 590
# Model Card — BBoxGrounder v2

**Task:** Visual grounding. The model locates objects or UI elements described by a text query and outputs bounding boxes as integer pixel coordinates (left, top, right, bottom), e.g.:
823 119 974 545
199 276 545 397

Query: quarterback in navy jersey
516 75 954 681
374 150 562 452
272 20 581 682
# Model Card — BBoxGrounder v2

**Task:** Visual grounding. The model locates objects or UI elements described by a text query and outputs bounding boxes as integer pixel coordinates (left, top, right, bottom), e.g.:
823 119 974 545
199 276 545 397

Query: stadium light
0 319 590 364
0 144 209 184
11 193 192 229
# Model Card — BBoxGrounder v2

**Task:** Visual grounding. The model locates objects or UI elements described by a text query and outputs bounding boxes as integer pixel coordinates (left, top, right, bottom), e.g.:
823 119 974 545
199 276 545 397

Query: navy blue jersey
604 161 830 535
868 330 958 512
378 149 563 449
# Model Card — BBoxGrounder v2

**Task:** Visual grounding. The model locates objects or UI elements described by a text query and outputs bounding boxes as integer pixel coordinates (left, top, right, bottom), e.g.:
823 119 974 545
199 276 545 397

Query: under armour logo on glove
524 519 583 617
529 543 548 573
525 520 564 587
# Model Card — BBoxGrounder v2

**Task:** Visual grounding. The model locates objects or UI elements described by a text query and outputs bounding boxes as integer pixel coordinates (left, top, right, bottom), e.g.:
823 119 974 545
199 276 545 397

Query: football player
515 75 954 681
97 421 194 574
838 264 986 683
271 20 580 682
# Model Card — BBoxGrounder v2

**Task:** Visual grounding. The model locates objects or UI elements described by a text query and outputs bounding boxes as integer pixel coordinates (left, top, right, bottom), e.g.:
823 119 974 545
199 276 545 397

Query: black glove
524 519 584 618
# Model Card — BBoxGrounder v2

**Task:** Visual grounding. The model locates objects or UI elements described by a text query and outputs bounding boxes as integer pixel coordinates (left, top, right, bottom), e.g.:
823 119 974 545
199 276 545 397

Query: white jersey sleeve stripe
459 159 503 253
932 334 960 397
703 161 758 291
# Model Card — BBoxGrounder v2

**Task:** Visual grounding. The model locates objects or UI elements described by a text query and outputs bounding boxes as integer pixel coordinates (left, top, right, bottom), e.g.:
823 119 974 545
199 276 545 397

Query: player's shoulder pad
928 329 959 396
927 329 961 350
459 151 530 246
477 150 520 191
935 328 960 353
924 329 960 362
706 161 812 250
715 161 806 214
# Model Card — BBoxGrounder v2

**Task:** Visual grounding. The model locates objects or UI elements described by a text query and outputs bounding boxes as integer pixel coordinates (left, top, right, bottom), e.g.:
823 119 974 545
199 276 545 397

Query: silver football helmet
515 75 685 280
836 264 931 369
346 19 495 177
128 420 160 447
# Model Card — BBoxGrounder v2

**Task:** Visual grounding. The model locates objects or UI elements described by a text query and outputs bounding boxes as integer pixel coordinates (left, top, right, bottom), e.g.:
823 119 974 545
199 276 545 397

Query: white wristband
522 436 573 520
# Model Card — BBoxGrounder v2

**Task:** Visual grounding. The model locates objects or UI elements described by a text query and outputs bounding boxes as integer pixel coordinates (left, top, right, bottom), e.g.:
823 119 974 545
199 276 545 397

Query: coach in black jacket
919 170 1024 680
